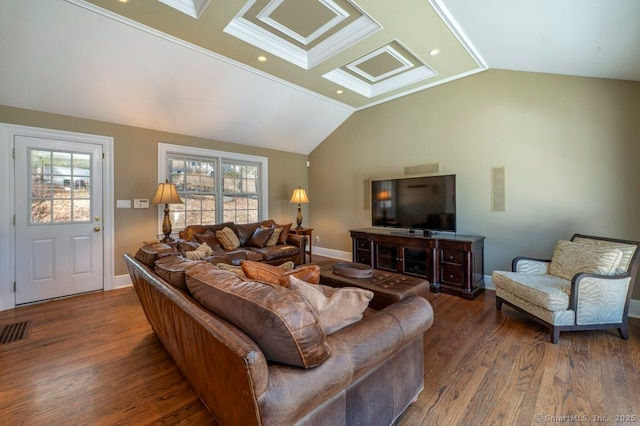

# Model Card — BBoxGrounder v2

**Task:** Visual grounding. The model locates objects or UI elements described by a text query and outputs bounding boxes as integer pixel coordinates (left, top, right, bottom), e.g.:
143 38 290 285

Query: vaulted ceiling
1 0 639 154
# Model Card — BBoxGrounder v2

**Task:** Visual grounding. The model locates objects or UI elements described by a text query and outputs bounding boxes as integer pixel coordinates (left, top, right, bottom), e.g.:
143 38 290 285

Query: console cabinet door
403 247 430 278
375 243 398 272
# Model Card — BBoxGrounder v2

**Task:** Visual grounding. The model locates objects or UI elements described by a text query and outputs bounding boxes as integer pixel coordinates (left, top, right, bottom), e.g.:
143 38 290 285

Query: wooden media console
350 228 485 300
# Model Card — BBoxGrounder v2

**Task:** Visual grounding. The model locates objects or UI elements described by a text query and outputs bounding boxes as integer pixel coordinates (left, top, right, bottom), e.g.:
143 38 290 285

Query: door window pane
29 149 92 224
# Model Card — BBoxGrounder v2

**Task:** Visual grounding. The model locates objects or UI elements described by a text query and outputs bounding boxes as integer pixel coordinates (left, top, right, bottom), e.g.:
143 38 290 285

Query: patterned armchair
493 234 640 343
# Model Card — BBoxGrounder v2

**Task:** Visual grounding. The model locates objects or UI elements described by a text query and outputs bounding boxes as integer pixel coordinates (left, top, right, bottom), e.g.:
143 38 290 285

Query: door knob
94 227 101 232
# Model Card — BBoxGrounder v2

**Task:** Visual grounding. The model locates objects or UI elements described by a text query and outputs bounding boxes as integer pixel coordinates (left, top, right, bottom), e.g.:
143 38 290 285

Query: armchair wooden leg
550 327 559 344
496 298 503 311
618 324 629 340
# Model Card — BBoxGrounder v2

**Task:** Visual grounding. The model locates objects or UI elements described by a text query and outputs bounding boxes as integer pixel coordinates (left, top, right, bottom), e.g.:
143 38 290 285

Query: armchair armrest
286 234 308 264
512 256 551 273
568 272 632 319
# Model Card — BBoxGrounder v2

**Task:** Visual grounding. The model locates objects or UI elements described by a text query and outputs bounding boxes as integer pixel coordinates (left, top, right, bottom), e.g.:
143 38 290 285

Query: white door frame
0 123 115 311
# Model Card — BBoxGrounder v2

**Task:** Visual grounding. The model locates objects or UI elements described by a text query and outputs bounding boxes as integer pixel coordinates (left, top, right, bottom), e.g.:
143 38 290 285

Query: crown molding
157 0 211 19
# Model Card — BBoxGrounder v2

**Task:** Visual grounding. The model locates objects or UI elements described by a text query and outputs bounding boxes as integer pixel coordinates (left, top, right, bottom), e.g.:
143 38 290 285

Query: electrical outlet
315 236 320 243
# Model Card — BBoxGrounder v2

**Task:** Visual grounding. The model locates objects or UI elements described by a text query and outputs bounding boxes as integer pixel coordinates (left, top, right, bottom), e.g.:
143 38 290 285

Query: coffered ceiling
1 0 639 154
81 0 484 109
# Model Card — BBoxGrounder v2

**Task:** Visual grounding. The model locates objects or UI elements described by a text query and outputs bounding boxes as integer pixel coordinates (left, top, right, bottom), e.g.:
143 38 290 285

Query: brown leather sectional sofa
178 220 307 265
124 245 434 425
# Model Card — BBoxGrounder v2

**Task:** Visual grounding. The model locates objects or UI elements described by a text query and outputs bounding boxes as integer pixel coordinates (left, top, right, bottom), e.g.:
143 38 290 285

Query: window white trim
157 143 268 235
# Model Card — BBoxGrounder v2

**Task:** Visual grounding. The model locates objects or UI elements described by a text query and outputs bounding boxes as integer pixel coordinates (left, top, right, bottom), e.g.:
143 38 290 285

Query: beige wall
309 69 640 297
1 106 309 276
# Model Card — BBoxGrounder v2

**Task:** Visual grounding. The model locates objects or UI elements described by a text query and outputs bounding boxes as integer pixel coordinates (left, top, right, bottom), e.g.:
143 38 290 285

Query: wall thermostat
134 199 149 209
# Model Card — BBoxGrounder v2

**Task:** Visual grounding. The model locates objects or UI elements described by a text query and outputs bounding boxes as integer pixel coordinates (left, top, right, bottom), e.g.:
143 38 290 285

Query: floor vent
0 320 31 344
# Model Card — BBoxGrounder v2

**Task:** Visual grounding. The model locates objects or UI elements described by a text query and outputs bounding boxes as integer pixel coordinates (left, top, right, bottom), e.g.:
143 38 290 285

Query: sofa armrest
330 296 434 371
512 256 551 274
124 254 267 425
286 234 308 264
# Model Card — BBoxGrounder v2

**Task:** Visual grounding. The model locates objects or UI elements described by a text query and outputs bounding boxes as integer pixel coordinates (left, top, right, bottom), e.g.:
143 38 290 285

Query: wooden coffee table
316 260 430 310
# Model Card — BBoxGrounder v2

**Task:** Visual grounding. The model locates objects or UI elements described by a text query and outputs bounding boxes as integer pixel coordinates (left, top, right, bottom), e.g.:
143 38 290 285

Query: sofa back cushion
154 255 207 291
549 240 623 281
186 263 331 368
135 243 177 268
194 231 220 248
180 222 235 242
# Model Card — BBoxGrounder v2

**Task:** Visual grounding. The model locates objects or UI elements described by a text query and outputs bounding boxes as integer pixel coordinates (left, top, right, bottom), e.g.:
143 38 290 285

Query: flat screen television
371 174 456 233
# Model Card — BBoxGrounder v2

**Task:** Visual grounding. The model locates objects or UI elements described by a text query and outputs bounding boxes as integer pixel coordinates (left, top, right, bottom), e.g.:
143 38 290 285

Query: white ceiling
444 0 640 82
1 0 638 155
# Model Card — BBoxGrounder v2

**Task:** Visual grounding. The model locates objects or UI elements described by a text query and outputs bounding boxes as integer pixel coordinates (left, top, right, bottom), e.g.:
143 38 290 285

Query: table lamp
152 179 183 242
289 186 309 229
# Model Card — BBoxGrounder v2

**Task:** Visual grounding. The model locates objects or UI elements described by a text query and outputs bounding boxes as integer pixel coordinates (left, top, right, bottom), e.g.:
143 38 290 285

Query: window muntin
222 161 260 224
159 144 267 232
167 155 217 229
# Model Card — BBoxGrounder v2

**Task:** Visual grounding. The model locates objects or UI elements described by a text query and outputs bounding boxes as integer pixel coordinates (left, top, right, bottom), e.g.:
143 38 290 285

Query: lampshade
377 190 391 201
289 187 309 204
152 179 183 205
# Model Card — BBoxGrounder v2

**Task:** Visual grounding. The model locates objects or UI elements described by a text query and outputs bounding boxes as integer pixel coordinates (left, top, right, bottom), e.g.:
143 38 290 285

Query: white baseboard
313 247 351 261
484 275 495 291
114 274 132 289
630 299 640 319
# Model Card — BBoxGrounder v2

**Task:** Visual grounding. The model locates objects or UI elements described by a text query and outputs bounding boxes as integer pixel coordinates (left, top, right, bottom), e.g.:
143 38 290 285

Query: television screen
371 174 456 232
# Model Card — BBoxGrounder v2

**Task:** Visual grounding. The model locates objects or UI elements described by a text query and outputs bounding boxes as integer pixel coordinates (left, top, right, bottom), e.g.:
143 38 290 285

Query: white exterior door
14 136 104 304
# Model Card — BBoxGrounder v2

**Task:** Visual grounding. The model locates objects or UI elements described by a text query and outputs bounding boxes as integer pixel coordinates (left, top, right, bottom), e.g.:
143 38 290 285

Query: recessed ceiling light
429 49 440 56
258 56 267 62
336 90 344 94
118 0 129 3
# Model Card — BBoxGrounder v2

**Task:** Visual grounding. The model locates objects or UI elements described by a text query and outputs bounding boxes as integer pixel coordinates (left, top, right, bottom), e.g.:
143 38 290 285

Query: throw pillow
216 263 246 277
265 226 283 247
276 223 292 245
216 226 241 250
194 231 220 249
184 242 214 260
247 227 274 248
289 276 374 334
177 240 200 256
241 260 320 287
217 261 294 278
549 240 623 281
186 264 331 368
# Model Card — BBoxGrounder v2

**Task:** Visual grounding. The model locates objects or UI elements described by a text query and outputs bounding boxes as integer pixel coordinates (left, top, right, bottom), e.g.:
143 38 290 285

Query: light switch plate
134 199 149 209
116 199 131 208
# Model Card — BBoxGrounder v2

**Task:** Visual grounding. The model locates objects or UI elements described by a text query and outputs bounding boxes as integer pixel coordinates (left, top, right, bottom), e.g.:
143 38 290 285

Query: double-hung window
158 143 267 234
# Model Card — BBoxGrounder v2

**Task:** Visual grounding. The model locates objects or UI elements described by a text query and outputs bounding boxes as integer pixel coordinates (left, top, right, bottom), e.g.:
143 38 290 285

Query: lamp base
161 204 174 243
296 205 303 229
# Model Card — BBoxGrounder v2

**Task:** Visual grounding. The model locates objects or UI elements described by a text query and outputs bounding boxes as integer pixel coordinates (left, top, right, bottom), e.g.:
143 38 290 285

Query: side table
289 227 313 263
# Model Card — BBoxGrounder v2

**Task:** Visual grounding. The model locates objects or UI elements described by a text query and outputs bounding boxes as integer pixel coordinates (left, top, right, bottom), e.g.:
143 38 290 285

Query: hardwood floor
1 287 638 425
